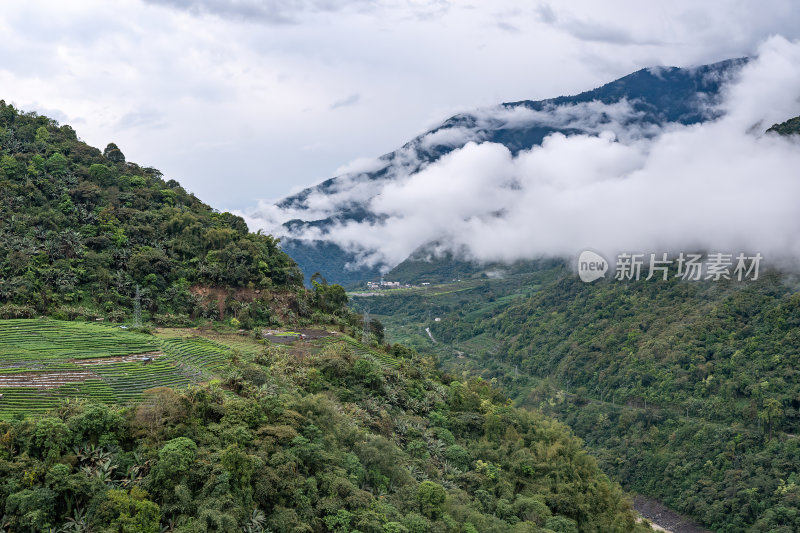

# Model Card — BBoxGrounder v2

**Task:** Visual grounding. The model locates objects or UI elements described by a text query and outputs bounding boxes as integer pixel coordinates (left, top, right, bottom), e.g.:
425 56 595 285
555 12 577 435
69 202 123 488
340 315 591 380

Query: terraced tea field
332 335 401 368
0 319 399 419
0 319 231 418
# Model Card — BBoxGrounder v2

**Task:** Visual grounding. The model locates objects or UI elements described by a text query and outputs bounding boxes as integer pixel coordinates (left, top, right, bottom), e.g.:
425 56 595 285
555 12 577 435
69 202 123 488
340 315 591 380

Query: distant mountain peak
259 58 750 286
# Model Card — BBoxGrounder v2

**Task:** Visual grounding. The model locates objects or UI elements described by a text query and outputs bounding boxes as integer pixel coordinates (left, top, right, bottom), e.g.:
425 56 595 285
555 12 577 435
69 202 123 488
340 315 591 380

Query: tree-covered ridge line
0 100 304 326
275 59 746 287
400 265 800 532
0 323 652 533
767 115 800 136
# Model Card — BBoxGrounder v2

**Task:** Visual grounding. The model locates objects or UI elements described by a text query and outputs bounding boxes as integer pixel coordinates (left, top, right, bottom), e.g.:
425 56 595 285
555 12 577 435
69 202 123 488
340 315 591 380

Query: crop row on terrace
0 319 158 361
0 320 400 419
159 337 232 378
0 320 232 418
324 335 401 368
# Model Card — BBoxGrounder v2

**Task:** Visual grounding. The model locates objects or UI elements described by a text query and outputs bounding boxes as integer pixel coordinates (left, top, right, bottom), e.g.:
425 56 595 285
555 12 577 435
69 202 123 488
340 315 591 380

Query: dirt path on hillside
262 329 337 344
71 351 163 365
0 371 98 389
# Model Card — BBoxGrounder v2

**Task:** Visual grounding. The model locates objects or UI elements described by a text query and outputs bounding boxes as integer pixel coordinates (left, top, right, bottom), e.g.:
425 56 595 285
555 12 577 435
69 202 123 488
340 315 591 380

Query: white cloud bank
248 37 800 272
3 1 800 210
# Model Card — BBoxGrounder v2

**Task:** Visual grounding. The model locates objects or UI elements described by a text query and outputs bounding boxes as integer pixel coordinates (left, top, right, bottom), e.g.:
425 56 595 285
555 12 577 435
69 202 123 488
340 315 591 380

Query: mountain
268 58 748 286
0 320 655 533
0 100 304 327
768 115 800 135
0 102 660 532
350 252 800 531
344 113 800 531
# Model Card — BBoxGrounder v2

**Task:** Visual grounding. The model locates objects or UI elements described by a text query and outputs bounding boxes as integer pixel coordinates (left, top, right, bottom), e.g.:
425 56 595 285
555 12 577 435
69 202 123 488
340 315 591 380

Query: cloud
250 96 664 222
333 156 386 176
536 3 652 46
117 110 167 130
330 93 361 110
250 36 800 273
536 1 800 56
4 0 800 214
142 0 377 24
495 20 520 34
418 127 481 150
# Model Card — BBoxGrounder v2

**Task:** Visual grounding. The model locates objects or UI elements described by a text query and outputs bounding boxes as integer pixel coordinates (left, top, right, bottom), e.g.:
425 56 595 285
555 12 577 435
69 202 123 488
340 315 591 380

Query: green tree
103 142 126 163
89 163 114 186
369 318 385 344
4 488 57 532
760 398 784 441
46 152 69 176
149 437 197 495
93 487 160 533
415 481 446 519
31 417 70 462
544 515 579 533
34 126 49 149
0 154 18 178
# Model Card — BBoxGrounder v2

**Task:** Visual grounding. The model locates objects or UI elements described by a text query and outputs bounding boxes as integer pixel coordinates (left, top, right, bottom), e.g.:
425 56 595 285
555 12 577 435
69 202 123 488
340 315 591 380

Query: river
634 495 711 533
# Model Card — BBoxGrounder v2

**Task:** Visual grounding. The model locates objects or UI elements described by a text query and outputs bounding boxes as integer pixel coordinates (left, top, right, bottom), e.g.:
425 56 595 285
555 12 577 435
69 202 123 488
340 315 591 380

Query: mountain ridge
269 58 749 286
0 99 307 327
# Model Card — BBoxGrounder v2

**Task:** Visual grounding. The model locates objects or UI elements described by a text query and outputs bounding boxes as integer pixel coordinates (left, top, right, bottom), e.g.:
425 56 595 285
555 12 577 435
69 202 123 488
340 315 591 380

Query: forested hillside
0 324 651 533
406 266 800 532
0 103 661 533
0 101 302 325
767 115 800 135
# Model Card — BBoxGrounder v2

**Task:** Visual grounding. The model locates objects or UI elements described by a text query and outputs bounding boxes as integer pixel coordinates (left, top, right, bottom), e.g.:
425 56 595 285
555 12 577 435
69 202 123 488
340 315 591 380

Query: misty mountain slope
768 114 800 135
262 58 748 286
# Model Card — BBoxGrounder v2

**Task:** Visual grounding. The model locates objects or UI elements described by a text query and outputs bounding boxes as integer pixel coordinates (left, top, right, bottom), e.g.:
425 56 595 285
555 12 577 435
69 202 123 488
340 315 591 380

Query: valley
0 38 798 531
350 264 800 532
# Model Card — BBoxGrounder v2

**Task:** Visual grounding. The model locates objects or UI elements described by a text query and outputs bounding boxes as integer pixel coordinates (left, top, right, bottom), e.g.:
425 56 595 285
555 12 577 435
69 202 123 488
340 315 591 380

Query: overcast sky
1 1 798 211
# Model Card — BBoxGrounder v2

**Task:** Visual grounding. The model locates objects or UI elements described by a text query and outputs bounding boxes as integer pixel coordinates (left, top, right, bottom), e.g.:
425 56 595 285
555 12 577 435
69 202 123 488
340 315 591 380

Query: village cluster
365 280 418 290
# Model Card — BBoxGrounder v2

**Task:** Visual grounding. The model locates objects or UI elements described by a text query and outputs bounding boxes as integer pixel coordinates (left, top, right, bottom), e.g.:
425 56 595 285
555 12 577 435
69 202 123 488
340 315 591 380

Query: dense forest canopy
0 327 652 533
360 262 800 532
0 100 303 325
0 103 659 533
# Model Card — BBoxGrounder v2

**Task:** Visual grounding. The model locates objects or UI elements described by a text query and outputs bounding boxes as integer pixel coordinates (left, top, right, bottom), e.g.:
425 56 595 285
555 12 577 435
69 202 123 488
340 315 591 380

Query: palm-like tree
57 507 92 533
123 451 151 487
58 229 83 258
242 509 269 533
74 444 119 486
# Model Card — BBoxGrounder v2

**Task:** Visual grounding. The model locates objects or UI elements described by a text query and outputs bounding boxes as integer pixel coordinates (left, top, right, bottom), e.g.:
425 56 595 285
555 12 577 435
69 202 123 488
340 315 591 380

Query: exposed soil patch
262 334 297 344
262 329 337 344
0 371 98 389
71 351 163 366
634 495 710 533
297 329 337 339
190 285 279 320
